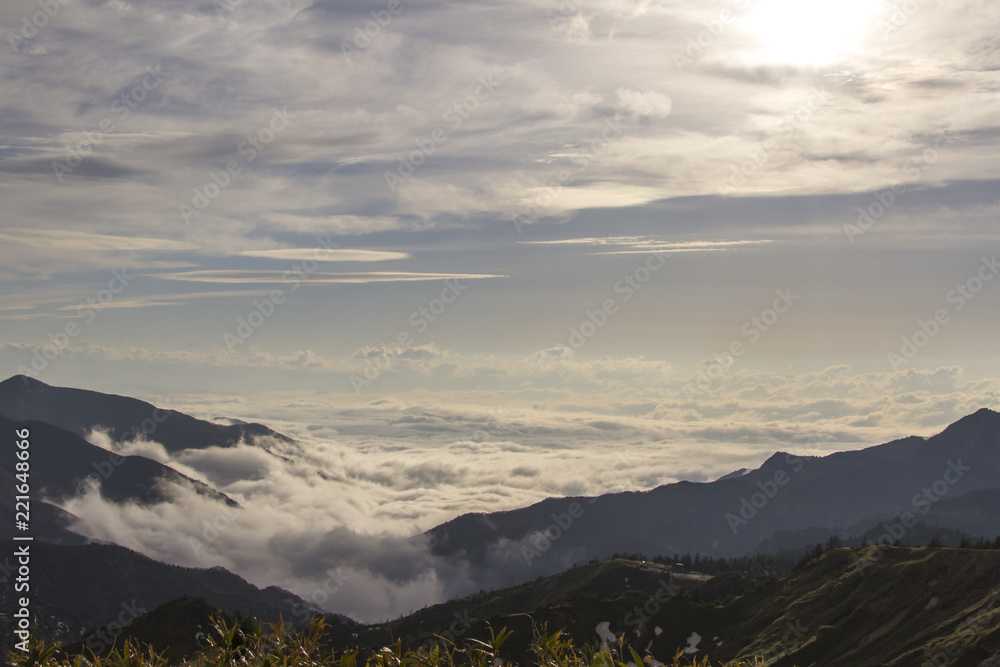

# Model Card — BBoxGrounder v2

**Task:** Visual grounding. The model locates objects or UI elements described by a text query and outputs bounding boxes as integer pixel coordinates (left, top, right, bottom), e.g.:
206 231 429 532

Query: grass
9 617 774 667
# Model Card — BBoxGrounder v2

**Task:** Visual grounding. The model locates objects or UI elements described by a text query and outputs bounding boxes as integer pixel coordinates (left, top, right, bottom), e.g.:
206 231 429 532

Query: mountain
0 447 84 543
62 597 225 665
427 409 1000 569
0 540 317 658
754 488 1000 554
54 548 1000 666
328 547 1000 666
0 375 292 454
0 415 235 512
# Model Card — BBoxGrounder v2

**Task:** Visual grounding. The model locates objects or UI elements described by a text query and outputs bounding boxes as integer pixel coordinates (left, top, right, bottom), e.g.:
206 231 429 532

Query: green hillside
39 546 1000 666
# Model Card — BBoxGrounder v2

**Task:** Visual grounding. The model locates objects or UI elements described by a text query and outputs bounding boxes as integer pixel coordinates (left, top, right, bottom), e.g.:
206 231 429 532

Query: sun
741 0 884 66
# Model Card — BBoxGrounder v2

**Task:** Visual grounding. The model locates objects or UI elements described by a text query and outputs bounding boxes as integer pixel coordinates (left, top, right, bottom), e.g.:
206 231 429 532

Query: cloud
4 0 1000 624
175 445 278 487
235 249 410 262
614 89 673 120
151 270 507 284
257 215 424 235
2 229 196 252
46 356 1000 621
520 237 773 254
56 432 527 622
49 290 275 312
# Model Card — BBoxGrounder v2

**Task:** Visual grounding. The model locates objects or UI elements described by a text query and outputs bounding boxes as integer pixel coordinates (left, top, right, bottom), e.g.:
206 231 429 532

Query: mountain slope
0 540 316 655
0 415 235 509
0 375 292 453
65 548 1000 666
340 548 1000 666
714 547 1000 665
428 409 1000 567
0 453 85 543
62 596 224 664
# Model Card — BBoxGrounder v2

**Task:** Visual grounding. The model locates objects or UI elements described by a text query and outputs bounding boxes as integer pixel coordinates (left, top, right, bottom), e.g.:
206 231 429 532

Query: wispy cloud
521 237 774 254
152 271 507 284
235 249 410 262
1 229 197 252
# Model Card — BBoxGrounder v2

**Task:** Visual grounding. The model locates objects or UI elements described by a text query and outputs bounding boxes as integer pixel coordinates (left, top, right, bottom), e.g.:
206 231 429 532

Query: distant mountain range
2 375 999 664
0 414 236 524
0 375 291 453
0 374 302 527
0 376 310 655
428 408 1000 571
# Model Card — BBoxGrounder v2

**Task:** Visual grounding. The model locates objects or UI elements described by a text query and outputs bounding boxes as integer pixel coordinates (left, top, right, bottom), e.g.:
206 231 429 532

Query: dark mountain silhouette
0 375 292 453
0 540 317 657
62 596 225 664
427 409 1000 569
388 548 1000 666
0 415 235 510
0 450 84 543
754 487 1000 554
54 548 1000 666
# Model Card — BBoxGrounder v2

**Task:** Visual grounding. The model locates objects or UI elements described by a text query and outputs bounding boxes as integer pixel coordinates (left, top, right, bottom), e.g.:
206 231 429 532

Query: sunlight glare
742 0 884 65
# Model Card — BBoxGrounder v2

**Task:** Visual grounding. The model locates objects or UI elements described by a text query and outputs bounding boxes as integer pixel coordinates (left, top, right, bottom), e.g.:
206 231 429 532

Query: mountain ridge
428 408 1000 571
51 547 1000 666
0 375 293 454
0 415 237 520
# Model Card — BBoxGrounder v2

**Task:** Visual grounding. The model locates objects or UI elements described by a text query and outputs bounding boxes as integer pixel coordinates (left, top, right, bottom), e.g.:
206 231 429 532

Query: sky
2 0 1000 620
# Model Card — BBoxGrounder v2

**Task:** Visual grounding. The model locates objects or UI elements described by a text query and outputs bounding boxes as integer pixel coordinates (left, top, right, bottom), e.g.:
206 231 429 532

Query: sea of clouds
56 363 1000 621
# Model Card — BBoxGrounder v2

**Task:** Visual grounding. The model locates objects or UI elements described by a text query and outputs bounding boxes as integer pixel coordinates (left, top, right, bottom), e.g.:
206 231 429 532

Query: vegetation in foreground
9 546 1000 666
10 617 773 667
